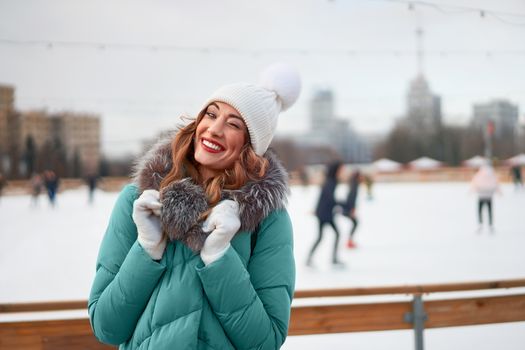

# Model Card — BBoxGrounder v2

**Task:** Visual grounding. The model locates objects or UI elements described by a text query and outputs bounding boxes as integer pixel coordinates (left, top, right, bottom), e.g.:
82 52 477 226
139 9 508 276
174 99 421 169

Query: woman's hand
201 200 241 265
132 189 166 260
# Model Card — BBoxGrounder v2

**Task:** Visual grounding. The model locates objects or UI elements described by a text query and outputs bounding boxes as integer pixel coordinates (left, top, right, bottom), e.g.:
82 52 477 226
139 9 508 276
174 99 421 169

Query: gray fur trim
132 132 289 252
131 131 175 191
226 151 289 232
160 178 208 251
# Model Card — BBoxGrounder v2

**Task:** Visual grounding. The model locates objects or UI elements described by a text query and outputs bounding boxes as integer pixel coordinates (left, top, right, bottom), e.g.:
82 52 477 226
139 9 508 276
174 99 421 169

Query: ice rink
1 181 524 349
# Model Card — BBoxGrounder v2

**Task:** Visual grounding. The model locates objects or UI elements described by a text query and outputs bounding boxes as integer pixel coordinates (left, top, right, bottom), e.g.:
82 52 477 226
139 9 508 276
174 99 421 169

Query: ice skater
43 170 59 207
306 161 344 267
470 165 501 232
343 169 361 248
510 164 523 190
85 172 100 204
363 173 374 200
30 172 43 207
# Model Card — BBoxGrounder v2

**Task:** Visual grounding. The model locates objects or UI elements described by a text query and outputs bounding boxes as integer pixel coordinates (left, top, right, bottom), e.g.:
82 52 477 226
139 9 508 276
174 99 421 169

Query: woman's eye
206 112 216 119
228 122 241 129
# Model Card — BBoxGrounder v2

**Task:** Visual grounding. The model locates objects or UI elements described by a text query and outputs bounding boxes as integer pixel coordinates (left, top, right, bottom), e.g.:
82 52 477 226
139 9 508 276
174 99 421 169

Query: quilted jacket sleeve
196 209 295 349
88 184 167 345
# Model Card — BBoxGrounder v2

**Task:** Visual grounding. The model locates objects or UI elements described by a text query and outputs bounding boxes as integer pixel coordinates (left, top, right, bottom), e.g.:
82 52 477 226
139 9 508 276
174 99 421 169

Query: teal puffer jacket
88 184 295 349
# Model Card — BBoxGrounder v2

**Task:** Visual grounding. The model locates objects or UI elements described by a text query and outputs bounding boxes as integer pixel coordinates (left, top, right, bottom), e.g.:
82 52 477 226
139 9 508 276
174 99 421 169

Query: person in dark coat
307 161 344 266
510 165 523 190
43 170 59 207
343 170 361 248
85 173 100 204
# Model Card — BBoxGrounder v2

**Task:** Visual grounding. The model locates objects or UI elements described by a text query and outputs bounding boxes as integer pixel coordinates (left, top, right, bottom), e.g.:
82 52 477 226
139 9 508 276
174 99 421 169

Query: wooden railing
1 278 525 350
290 278 525 350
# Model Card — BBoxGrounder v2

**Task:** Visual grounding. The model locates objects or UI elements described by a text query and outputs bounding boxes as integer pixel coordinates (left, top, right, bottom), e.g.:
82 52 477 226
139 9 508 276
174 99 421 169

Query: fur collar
132 131 289 252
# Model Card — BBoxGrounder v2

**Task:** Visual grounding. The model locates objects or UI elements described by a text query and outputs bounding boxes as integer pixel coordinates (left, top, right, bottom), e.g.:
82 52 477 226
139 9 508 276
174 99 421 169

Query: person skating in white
470 165 501 233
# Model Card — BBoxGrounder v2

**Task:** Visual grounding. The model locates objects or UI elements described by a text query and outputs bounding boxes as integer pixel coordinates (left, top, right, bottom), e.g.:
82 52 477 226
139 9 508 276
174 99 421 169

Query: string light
379 0 525 26
0 1 523 55
1 38 524 57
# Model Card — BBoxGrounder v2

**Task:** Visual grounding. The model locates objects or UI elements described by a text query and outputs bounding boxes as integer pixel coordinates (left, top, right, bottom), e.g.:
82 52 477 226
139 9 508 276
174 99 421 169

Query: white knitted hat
204 63 301 156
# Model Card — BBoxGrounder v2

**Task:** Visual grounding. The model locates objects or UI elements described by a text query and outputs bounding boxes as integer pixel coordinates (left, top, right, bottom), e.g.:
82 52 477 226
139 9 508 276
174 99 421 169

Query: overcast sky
1 0 524 157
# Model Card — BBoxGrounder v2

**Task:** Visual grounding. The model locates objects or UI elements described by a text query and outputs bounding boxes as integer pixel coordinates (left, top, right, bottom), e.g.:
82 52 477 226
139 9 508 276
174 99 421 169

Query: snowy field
1 182 524 349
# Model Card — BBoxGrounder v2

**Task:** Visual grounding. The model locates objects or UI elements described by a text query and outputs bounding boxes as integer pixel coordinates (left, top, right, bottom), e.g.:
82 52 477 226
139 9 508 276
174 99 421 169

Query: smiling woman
88 63 301 349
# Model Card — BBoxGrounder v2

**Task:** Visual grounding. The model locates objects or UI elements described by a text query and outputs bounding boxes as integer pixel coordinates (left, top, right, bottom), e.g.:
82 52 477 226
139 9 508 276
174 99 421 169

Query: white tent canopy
409 156 442 170
506 153 525 166
373 158 402 172
463 155 489 168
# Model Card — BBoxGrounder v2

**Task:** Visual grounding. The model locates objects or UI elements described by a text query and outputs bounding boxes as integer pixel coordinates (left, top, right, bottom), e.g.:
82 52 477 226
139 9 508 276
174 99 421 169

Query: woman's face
194 102 247 179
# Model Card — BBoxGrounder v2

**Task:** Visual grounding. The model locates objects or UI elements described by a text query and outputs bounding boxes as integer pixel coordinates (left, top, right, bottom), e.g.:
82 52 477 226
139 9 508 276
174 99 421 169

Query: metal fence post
403 293 427 350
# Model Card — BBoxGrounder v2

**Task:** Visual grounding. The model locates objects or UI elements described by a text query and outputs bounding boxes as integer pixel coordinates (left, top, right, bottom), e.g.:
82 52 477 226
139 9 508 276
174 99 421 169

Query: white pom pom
259 63 301 111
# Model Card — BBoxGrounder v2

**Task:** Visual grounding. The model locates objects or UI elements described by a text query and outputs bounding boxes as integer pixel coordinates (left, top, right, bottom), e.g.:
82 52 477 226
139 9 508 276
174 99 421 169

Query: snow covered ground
1 182 524 349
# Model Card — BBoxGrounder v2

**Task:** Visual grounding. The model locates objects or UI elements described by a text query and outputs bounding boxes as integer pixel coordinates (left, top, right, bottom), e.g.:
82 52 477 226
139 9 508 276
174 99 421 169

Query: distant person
343 170 361 248
298 165 309 187
0 172 7 203
88 64 298 349
363 173 374 200
470 165 501 232
30 172 43 207
85 173 100 204
510 165 523 190
43 170 59 207
306 161 344 267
